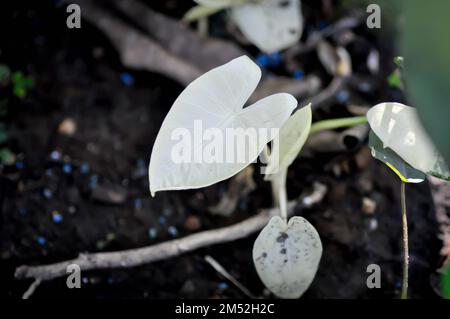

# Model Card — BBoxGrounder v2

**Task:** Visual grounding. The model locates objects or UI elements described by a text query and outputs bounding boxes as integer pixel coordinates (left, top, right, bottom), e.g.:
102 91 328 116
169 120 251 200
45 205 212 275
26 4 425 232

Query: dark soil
0 1 442 298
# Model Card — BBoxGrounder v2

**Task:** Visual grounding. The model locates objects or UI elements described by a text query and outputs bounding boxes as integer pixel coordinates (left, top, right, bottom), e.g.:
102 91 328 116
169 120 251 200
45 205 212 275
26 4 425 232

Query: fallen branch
113 0 246 71
285 11 364 60
15 183 327 285
15 204 288 282
73 0 202 85
70 0 322 99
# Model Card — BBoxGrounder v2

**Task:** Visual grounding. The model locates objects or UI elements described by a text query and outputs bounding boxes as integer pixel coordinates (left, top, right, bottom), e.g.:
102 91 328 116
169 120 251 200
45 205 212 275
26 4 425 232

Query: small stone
15 161 25 170
148 227 157 239
106 233 116 241
52 210 63 223
293 69 304 80
180 280 196 294
36 236 46 246
369 218 378 231
89 175 98 189
163 207 173 217
158 216 167 225
362 197 376 215
358 82 371 92
58 118 77 136
217 282 229 290
50 150 61 161
184 215 201 231
42 188 52 199
62 163 72 174
80 163 89 174
134 198 142 210
168 226 178 237
256 54 269 67
120 72 134 86
91 184 127 204
336 90 349 103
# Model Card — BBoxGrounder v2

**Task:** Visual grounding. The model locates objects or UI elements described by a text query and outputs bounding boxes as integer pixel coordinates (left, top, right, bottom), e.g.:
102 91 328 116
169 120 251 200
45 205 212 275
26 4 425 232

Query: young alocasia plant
253 102 322 299
149 55 321 298
186 0 303 54
253 215 322 298
367 102 450 181
366 102 450 299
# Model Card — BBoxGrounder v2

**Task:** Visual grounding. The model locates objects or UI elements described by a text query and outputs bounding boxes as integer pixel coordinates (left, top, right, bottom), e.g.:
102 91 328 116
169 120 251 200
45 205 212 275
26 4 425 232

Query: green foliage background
402 0 450 164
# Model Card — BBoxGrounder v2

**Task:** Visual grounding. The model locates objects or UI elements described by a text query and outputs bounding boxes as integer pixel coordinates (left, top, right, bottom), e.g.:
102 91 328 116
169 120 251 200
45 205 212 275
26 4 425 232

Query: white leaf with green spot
253 216 322 299
369 130 425 183
367 102 450 180
230 0 303 54
265 103 311 178
148 56 297 196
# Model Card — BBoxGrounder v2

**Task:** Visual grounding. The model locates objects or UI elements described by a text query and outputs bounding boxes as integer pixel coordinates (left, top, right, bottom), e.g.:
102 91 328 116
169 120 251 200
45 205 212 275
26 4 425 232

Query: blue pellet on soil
120 72 134 86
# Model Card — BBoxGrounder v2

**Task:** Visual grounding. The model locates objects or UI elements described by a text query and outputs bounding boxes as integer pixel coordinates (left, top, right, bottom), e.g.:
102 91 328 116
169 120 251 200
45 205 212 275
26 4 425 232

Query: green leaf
387 69 403 89
401 0 450 163
367 102 449 181
0 64 11 83
11 71 34 98
0 148 14 165
443 266 450 299
183 5 222 22
393 56 404 68
265 103 311 178
0 126 7 144
369 130 425 183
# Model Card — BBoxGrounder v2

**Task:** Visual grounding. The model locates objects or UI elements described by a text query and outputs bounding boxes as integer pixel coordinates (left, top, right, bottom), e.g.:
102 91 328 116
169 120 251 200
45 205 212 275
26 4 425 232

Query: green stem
309 116 368 135
400 181 409 299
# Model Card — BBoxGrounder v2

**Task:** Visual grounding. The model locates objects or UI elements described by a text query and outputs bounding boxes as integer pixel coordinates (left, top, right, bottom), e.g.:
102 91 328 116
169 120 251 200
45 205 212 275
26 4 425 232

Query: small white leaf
253 216 322 299
265 103 311 178
367 102 450 180
194 0 243 8
149 56 297 196
230 0 303 54
184 5 222 22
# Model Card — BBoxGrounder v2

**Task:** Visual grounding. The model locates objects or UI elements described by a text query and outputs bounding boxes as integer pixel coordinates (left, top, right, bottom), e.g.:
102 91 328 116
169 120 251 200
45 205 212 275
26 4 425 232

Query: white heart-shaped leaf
265 103 311 178
369 130 425 183
253 216 322 299
367 102 449 180
230 0 303 54
149 56 297 196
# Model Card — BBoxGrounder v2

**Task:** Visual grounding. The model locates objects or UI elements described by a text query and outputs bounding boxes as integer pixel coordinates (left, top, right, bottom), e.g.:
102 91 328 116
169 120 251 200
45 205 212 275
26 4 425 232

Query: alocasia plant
149 55 321 298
